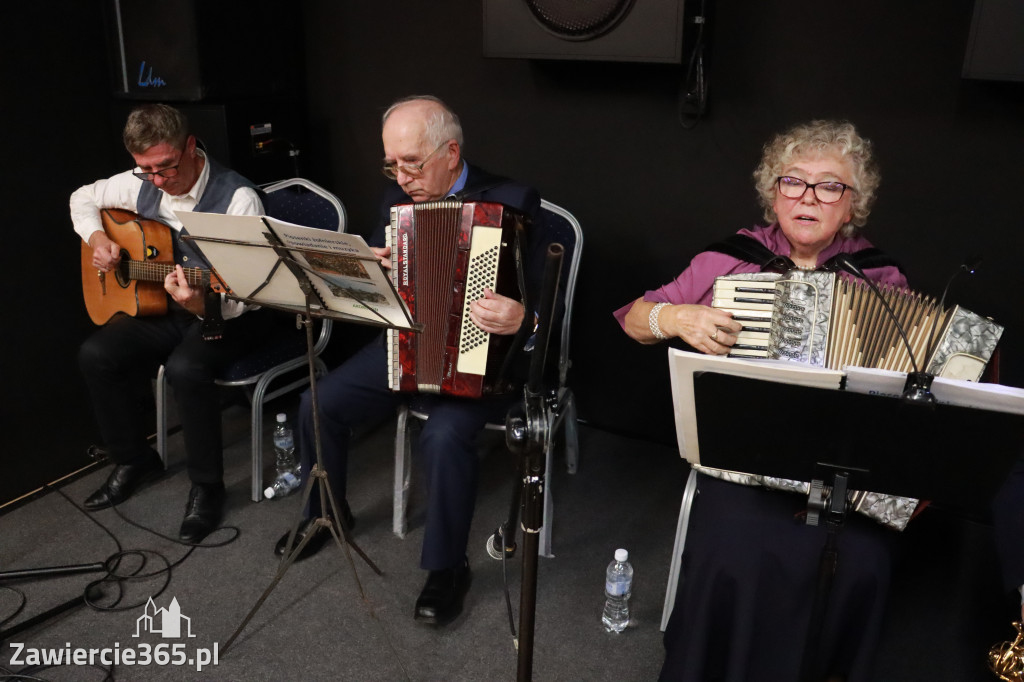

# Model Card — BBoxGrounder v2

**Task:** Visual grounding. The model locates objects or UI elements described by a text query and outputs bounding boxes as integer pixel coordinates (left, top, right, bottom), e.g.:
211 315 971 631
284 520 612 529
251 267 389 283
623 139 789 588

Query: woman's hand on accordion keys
469 288 525 336
661 303 742 355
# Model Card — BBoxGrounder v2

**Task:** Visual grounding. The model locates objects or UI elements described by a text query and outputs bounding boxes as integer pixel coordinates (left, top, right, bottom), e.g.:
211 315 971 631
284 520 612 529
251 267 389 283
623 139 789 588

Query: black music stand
178 215 416 654
689 371 1024 682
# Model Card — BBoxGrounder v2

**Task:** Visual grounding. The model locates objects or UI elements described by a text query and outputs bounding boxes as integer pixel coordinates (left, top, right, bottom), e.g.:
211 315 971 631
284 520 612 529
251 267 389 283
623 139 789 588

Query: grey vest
136 155 258 268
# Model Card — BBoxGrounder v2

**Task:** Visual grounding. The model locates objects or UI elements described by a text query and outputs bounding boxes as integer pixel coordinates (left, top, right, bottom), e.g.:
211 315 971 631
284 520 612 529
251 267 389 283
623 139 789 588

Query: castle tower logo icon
134 597 196 639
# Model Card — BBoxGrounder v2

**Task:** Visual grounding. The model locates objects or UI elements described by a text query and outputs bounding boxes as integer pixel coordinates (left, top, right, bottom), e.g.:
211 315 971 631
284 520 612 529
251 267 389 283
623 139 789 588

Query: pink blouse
613 223 907 329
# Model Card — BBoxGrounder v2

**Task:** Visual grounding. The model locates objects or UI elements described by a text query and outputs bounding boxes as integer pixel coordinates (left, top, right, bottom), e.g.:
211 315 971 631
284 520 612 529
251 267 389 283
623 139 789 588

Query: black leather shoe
83 451 164 511
178 483 225 543
273 502 355 562
414 557 471 625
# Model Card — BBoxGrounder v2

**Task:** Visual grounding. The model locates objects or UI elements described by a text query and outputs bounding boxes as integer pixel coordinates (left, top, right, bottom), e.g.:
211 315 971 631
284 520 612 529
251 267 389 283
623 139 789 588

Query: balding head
381 96 463 202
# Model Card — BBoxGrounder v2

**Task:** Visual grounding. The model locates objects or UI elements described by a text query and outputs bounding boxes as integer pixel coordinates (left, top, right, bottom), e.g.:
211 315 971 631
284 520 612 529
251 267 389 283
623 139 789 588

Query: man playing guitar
71 103 270 542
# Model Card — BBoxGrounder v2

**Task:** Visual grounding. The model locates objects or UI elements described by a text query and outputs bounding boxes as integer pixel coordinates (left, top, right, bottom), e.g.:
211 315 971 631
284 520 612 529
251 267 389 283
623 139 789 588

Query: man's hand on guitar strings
165 265 206 316
89 232 122 272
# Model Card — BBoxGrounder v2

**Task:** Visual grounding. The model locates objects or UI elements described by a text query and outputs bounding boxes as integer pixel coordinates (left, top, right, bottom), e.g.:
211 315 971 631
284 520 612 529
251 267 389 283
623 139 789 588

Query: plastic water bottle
264 413 299 499
264 471 300 499
602 548 633 633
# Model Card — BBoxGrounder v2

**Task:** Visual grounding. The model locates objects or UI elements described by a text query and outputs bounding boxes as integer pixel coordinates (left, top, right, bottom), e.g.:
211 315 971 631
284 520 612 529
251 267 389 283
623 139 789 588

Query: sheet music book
668 349 844 464
176 211 414 329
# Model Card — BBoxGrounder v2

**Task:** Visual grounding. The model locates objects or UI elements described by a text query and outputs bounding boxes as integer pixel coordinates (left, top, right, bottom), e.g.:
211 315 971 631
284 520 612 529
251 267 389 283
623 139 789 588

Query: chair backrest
260 177 347 233
257 177 347 356
537 199 583 389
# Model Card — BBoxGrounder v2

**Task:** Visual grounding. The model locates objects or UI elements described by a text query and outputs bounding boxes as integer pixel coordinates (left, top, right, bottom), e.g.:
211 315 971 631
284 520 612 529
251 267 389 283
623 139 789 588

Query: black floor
0 402 1016 681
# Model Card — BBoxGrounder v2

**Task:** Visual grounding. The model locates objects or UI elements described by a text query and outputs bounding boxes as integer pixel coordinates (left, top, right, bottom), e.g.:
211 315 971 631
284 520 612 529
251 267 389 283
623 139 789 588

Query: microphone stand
828 254 935 405
505 243 564 682
799 255 930 679
798 254 980 678
0 563 109 642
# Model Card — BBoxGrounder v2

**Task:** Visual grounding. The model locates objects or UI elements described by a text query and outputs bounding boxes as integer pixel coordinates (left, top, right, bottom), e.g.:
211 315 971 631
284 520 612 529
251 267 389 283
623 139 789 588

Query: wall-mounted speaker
103 0 302 101
483 0 686 63
962 0 1024 82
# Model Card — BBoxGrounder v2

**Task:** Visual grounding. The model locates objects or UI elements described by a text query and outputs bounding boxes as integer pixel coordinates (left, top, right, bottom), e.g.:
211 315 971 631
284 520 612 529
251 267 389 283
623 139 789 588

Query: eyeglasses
776 176 854 204
381 142 448 180
132 150 184 181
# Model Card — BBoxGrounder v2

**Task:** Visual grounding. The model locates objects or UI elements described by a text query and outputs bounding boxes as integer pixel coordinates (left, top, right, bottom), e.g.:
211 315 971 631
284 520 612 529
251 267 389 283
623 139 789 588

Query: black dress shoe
414 557 472 625
83 451 164 511
273 502 355 562
178 483 225 543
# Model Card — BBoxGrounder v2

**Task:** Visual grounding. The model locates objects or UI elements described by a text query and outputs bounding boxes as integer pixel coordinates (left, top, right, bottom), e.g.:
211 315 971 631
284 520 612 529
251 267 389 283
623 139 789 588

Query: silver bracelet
648 302 669 340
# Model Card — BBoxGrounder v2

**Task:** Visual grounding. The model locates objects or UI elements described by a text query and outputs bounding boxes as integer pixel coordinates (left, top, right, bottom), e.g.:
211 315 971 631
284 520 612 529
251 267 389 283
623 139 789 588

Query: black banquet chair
155 178 348 502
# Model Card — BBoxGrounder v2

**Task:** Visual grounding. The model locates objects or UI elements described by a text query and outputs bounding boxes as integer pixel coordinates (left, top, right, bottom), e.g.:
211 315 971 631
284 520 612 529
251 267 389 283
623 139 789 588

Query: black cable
1 663 115 682
0 481 240 630
0 587 26 629
0 480 245 682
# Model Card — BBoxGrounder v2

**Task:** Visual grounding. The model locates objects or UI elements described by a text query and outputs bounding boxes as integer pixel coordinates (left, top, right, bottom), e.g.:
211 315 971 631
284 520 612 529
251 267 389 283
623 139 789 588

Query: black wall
298 1 1024 444
2 1 117 504
5 0 1022 503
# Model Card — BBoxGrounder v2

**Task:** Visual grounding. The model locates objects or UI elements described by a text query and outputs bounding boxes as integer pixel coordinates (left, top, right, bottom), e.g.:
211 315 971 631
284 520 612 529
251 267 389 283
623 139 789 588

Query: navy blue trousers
296 340 512 571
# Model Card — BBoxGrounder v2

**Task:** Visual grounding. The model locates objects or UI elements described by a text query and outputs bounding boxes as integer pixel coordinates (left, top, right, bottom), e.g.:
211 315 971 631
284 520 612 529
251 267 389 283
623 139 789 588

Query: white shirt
70 149 262 240
70 150 263 319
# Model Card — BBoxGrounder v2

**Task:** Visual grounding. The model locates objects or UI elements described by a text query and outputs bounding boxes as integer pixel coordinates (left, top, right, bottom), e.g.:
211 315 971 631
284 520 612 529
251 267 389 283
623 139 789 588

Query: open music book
176 211 414 329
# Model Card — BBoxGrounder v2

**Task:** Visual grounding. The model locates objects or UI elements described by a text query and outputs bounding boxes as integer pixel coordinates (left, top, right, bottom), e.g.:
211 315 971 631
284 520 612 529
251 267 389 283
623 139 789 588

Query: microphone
925 255 981 367
826 253 935 404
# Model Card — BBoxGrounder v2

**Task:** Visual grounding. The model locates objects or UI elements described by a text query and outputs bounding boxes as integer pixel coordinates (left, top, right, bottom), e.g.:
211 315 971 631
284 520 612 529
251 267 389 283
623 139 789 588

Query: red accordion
386 200 528 398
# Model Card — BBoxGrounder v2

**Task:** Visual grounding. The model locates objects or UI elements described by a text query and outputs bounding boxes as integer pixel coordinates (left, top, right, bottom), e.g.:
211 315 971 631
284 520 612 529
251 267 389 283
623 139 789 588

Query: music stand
687 369 1024 682
176 212 417 653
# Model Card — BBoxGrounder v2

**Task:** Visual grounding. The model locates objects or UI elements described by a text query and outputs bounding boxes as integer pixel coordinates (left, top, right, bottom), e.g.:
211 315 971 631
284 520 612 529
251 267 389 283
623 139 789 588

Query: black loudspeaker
483 0 685 63
103 0 302 101
962 0 1024 82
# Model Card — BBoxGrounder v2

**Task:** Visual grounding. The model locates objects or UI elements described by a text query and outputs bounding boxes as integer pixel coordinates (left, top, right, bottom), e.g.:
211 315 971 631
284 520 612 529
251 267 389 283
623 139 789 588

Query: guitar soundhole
115 250 131 289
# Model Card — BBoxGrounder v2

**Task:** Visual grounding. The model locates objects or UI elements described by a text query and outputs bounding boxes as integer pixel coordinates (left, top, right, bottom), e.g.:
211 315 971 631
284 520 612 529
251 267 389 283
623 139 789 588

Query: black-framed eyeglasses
776 176 854 204
132 148 184 181
381 142 448 180
132 164 180 180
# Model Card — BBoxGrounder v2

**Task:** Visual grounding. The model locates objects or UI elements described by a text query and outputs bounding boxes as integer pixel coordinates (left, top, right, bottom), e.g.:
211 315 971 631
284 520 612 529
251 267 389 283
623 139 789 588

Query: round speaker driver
524 0 635 41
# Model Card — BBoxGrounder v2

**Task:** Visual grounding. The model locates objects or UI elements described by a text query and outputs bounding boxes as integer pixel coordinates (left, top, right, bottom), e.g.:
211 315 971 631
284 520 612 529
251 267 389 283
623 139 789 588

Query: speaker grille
525 0 635 41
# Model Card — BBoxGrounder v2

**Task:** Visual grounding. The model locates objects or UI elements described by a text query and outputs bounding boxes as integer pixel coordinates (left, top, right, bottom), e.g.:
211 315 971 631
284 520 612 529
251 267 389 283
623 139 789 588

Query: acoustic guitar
80 208 224 325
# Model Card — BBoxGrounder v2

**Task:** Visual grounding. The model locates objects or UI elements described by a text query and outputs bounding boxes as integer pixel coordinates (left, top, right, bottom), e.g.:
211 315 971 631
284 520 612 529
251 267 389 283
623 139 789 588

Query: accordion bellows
713 270 1002 381
386 200 527 398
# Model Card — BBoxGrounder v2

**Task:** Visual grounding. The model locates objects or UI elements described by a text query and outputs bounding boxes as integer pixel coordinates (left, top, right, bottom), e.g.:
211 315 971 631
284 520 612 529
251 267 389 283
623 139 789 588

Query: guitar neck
125 259 211 288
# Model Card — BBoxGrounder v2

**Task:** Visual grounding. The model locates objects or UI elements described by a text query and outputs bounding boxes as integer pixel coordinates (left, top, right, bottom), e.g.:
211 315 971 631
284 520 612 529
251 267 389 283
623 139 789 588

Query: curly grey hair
753 120 880 236
381 95 464 149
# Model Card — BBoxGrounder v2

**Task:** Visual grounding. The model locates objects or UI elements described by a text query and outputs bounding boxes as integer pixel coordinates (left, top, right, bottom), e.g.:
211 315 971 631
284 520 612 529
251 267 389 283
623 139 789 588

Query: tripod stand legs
223 466 381 654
